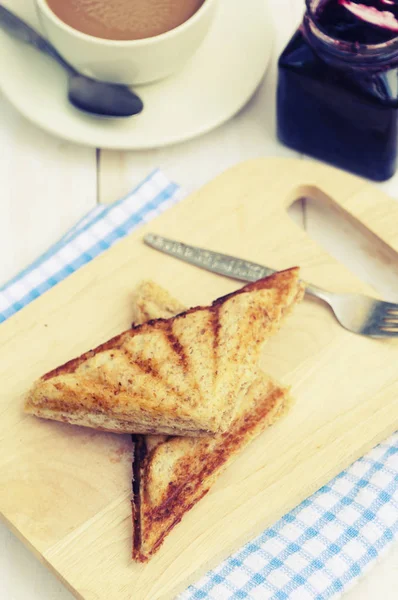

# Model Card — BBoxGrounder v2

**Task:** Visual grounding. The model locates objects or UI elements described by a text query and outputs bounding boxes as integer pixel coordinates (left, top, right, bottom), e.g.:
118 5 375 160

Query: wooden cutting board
1 158 398 600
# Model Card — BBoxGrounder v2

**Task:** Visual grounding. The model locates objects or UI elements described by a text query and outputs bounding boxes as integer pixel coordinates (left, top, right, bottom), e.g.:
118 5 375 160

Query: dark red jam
319 1 398 43
277 0 398 181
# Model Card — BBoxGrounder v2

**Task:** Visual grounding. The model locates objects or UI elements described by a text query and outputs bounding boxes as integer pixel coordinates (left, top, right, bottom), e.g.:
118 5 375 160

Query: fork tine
380 303 398 318
362 301 398 336
368 329 398 337
362 319 398 336
380 323 398 334
378 303 398 335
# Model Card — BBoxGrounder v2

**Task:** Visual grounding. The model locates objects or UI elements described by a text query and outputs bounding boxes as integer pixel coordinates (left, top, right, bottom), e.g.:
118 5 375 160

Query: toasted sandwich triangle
25 268 302 436
131 281 296 562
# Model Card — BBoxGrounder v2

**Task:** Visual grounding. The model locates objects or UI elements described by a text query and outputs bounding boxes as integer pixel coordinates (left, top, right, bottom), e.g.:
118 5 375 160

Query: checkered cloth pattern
1 170 397 600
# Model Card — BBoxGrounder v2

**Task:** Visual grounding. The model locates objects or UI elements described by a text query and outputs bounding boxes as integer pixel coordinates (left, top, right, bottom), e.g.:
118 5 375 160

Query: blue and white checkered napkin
1 170 397 600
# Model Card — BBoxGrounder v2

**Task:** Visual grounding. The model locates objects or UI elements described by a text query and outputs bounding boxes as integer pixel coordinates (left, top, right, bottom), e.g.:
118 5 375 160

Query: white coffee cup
35 0 218 85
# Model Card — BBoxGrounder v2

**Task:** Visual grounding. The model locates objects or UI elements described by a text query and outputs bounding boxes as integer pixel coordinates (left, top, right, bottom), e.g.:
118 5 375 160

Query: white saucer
0 0 273 149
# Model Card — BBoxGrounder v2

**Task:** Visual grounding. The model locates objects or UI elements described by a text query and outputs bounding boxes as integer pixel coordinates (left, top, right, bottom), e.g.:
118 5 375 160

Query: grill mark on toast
168 318 206 404
164 321 189 372
126 356 158 377
164 320 204 404
121 346 163 381
121 343 191 404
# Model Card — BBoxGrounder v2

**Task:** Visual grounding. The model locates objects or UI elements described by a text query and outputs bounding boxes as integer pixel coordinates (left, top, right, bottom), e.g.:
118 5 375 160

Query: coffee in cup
36 0 217 85
45 0 206 40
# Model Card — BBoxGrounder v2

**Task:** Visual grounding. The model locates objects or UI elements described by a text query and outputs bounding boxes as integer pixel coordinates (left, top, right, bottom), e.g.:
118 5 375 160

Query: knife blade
143 233 276 283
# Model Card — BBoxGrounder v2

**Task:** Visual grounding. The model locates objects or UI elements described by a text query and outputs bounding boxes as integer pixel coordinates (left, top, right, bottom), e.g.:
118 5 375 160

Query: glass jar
277 0 398 181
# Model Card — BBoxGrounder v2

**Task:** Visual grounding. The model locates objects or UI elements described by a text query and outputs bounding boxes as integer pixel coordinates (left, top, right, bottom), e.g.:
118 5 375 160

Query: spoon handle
0 6 75 74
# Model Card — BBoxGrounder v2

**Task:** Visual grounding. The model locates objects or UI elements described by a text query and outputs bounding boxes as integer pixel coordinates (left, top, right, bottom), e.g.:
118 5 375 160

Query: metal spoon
0 6 143 118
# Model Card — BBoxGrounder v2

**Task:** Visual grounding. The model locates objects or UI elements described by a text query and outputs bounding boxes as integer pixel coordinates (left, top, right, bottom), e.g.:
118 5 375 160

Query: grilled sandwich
25 268 302 437
131 281 296 561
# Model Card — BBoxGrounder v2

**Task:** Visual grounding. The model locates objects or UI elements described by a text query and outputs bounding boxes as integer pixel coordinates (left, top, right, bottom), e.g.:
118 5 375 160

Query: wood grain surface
0 158 398 600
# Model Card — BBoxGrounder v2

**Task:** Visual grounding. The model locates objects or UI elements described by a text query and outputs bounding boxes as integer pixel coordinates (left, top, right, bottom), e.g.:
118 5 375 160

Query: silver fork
144 233 398 338
304 283 398 337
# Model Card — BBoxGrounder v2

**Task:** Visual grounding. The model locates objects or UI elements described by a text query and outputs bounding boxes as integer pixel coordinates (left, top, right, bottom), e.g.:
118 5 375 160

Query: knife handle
144 234 276 283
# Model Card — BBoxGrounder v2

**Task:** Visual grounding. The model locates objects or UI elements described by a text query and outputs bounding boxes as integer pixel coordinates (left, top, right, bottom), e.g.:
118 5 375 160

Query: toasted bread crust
132 435 146 556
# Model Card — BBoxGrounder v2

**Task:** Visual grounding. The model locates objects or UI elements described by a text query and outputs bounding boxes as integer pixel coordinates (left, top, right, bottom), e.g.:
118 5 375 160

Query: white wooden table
0 1 397 598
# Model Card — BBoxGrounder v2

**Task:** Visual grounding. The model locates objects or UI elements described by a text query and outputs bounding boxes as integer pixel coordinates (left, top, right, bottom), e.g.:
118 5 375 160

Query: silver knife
143 233 275 283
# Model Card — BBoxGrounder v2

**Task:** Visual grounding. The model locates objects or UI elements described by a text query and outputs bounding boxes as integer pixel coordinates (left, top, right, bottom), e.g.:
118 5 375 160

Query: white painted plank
0 525 74 600
0 93 97 285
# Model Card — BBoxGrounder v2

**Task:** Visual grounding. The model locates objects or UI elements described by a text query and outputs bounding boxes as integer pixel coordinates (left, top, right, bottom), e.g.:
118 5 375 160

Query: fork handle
304 282 334 303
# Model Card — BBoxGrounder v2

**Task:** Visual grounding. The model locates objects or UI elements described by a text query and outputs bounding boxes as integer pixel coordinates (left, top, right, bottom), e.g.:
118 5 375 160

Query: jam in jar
277 0 398 181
